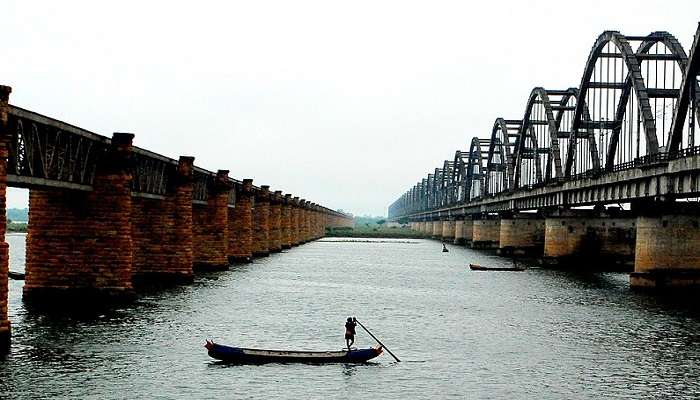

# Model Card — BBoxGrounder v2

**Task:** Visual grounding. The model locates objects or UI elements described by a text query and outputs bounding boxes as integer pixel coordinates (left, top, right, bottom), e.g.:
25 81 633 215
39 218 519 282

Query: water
2 235 700 399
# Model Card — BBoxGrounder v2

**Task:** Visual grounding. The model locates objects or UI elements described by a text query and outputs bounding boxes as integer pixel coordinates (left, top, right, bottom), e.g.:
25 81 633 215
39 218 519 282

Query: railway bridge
0 86 352 351
389 24 700 289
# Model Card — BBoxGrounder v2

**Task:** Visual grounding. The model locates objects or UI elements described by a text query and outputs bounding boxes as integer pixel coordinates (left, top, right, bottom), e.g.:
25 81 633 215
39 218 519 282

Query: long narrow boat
205 340 383 364
469 263 526 271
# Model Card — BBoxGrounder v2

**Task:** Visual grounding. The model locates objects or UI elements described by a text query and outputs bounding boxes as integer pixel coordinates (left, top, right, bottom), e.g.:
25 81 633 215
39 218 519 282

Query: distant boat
205 340 383 364
469 263 525 272
8 271 25 280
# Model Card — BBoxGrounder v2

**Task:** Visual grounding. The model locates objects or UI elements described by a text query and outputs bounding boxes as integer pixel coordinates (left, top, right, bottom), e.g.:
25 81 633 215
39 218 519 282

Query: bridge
0 86 352 351
389 24 700 288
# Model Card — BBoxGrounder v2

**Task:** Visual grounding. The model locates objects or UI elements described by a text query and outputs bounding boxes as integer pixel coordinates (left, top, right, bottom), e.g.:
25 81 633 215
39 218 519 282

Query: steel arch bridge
389 23 700 220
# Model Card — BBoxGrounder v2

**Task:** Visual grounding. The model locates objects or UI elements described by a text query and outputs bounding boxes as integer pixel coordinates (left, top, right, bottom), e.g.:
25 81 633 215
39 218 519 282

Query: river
2 234 700 399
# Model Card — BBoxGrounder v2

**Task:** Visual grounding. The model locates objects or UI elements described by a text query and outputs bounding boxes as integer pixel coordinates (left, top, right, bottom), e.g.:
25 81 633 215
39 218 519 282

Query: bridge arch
485 118 519 195
669 23 700 152
566 31 659 176
466 137 490 200
451 150 470 204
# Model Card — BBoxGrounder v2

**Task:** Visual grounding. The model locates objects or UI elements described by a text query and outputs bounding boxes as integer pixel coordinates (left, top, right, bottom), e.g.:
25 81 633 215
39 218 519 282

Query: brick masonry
252 186 271 257
281 194 293 249
0 86 10 350
193 170 232 271
291 197 301 245
268 191 283 252
24 133 135 303
228 179 254 262
132 157 195 283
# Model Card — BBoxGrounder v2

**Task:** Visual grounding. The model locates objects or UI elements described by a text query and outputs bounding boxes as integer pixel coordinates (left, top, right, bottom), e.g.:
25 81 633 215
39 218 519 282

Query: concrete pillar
631 201 700 289
192 169 232 271
132 156 196 283
281 194 293 249
441 220 455 240
24 132 135 303
0 85 10 351
471 215 500 249
268 190 283 252
424 221 433 236
432 220 443 239
454 219 465 244
228 179 254 262
542 208 635 268
498 212 545 256
252 185 271 257
291 197 301 246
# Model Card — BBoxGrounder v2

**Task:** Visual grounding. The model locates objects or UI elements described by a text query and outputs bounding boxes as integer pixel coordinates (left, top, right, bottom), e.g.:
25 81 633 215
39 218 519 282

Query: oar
355 319 401 362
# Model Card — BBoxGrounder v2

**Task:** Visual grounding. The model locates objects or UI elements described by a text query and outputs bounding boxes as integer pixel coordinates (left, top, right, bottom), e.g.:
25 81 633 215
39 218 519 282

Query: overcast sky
4 1 699 216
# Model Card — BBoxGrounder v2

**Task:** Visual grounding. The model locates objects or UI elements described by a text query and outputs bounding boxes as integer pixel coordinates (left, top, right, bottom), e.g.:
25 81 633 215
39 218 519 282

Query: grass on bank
325 226 427 239
7 222 27 233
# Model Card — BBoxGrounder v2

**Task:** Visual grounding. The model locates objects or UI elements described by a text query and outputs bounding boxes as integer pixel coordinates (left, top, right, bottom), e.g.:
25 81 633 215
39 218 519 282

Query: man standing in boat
345 317 357 350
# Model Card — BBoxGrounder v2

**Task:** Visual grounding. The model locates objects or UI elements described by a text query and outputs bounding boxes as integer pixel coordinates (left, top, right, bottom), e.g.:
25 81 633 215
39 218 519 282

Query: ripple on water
2 238 700 399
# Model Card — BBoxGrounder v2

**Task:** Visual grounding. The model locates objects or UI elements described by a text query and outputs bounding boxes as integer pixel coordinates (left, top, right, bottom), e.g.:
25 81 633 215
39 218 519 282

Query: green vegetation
325 225 426 239
7 222 27 233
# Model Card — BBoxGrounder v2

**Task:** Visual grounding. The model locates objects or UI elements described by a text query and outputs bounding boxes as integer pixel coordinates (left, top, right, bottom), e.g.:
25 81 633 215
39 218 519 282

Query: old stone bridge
390 24 700 289
0 87 352 351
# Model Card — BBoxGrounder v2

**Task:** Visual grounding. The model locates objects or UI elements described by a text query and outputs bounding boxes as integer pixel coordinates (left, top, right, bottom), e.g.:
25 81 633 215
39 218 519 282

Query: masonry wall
268 192 282 252
131 157 195 282
472 218 500 249
0 85 9 349
252 187 271 256
24 133 135 302
228 179 254 261
192 171 231 270
499 216 545 256
441 220 455 240
543 216 635 267
281 197 292 249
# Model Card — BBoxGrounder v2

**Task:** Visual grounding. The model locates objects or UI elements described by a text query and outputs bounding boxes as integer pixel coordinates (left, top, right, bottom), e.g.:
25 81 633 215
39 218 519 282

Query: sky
3 0 699 216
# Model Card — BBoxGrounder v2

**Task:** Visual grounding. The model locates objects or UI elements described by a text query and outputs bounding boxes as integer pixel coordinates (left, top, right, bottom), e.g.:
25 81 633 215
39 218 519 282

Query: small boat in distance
469 263 526 272
205 340 383 364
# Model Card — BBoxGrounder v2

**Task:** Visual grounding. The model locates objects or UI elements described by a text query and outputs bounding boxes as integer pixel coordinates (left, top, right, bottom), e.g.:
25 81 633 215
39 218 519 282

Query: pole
355 319 400 362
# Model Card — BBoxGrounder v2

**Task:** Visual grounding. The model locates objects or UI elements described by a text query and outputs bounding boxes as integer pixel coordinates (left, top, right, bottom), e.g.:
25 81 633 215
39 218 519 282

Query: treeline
7 208 28 222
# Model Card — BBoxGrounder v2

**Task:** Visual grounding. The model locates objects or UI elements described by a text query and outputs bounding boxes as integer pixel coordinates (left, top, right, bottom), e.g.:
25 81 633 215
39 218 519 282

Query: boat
469 263 526 271
205 340 383 364
8 271 25 280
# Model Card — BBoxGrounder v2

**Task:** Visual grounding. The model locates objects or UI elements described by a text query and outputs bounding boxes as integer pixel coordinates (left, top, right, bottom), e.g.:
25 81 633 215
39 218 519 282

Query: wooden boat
469 263 526 272
205 340 383 364
8 271 25 280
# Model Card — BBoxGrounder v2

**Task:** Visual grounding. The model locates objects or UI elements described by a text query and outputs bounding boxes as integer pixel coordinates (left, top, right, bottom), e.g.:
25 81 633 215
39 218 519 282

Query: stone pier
498 212 545 256
192 170 232 271
471 215 501 249
268 190 283 252
291 197 301 246
132 157 196 283
252 185 271 257
228 179 254 262
0 86 10 350
631 201 700 289
24 133 135 304
424 221 433 236
281 194 293 249
542 208 635 268
441 220 455 241
454 218 471 245
431 220 443 239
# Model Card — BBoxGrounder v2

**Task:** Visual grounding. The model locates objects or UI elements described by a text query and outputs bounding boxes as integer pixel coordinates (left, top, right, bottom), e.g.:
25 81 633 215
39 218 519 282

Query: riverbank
7 222 27 233
324 226 427 238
